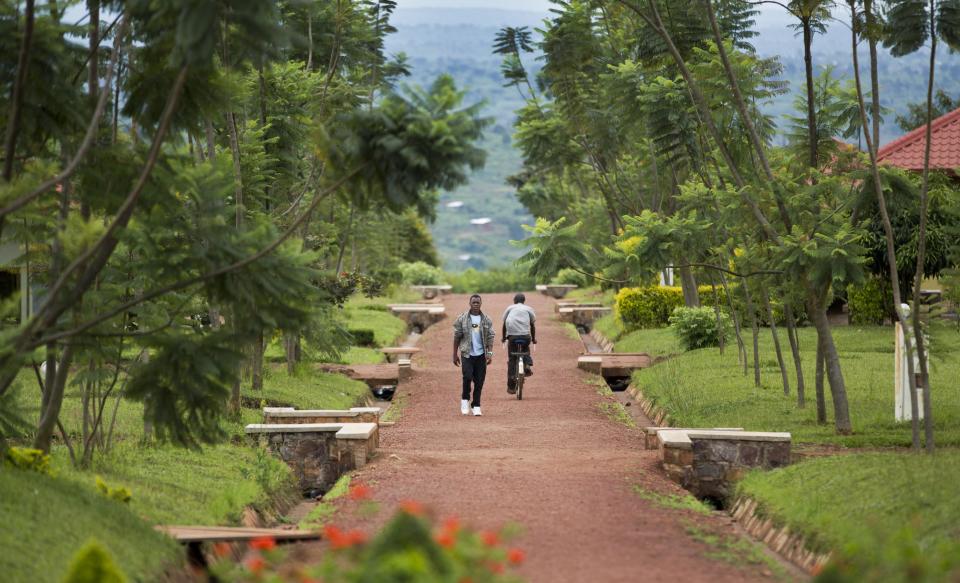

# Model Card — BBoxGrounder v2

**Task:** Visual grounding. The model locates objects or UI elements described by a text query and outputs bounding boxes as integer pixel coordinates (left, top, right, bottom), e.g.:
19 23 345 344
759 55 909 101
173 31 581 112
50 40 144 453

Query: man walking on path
453 294 494 416
502 293 536 394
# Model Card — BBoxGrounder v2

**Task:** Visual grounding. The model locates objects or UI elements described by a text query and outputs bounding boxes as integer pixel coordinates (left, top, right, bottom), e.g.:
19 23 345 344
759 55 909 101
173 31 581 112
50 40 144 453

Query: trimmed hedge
616 285 727 330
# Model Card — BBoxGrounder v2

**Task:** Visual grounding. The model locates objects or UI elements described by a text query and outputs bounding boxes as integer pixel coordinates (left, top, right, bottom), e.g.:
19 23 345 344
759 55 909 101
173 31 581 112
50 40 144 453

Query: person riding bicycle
501 293 536 394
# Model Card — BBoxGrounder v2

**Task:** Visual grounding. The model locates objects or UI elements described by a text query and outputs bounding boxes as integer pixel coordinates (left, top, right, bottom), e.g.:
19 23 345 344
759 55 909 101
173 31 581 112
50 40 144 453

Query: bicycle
508 338 531 400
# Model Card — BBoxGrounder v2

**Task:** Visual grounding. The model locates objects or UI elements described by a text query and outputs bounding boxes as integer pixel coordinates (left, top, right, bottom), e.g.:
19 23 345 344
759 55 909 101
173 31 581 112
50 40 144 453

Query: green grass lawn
0 466 182 582
738 451 960 579
629 323 960 447
245 365 371 410
594 313 680 359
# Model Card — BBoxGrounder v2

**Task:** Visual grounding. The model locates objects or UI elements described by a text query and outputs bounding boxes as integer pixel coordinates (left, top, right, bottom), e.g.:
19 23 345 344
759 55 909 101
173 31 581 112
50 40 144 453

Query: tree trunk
803 19 818 168
762 288 790 396
814 329 827 424
848 1 921 449
912 2 937 452
784 302 805 407
742 281 761 387
3 0 36 182
678 265 700 307
809 290 852 434
252 330 264 391
719 272 747 374
34 344 75 453
710 279 725 355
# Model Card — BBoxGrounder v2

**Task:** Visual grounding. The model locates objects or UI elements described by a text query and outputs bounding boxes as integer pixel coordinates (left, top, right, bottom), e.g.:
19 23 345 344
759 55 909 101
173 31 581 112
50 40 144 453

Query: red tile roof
877 107 960 174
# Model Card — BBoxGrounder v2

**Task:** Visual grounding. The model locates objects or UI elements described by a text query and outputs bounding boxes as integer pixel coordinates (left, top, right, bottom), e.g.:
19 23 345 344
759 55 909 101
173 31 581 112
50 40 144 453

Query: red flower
440 516 461 534
347 482 373 501
346 529 368 546
324 525 366 549
212 542 231 557
488 561 505 574
250 536 277 551
399 500 425 516
507 548 526 565
435 531 455 548
324 525 349 549
244 556 266 574
480 530 499 547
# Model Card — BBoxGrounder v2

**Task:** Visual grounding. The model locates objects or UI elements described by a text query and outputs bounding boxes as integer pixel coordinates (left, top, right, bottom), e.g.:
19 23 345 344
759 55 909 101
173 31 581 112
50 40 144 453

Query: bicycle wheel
516 355 524 400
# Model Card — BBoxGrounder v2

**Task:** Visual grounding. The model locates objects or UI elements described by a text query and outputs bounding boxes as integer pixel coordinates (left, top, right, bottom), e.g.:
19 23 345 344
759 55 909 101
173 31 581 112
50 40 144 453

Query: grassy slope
53 442 295 526
0 468 182 583
737 451 960 574
738 451 960 552
629 323 960 447
3 290 416 581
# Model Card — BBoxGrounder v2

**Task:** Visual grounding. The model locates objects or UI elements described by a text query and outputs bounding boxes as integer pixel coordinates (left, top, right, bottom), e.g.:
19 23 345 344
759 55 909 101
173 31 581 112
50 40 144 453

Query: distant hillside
388 6 960 270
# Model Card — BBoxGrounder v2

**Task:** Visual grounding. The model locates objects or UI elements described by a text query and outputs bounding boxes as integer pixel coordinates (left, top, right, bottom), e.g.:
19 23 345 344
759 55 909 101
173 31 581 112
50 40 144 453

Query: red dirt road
316 292 779 582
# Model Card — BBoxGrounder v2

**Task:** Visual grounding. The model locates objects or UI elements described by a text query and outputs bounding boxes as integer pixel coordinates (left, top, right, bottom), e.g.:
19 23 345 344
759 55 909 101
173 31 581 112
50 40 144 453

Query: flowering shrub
210 501 526 582
2 446 52 475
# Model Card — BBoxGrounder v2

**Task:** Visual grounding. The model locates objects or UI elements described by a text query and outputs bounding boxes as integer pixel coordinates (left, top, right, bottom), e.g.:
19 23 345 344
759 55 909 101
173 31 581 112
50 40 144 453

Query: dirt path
305 292 781 582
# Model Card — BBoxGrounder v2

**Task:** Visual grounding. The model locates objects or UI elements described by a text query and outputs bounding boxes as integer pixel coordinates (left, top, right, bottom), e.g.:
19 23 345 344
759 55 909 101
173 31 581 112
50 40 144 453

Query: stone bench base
246 423 378 495
655 429 791 500
558 306 611 328
389 306 445 332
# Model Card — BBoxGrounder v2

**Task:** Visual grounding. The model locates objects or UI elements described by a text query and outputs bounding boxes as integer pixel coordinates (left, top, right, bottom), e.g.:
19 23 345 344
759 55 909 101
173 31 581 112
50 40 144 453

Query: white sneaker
472 406 482 416
461 400 470 415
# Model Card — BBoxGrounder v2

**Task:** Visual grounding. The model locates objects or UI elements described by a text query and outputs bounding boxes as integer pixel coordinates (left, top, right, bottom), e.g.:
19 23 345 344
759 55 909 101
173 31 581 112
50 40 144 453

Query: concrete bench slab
246 422 377 439
558 306 612 327
687 431 791 442
263 407 381 425
577 355 603 374
536 284 578 298
381 346 422 363
410 284 452 299
643 427 744 450
318 363 399 387
554 301 604 312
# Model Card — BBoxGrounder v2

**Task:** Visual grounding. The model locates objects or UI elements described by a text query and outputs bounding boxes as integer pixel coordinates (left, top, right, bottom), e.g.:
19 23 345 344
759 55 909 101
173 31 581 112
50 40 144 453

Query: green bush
348 328 376 347
848 276 892 325
95 476 132 504
616 285 728 330
63 540 127 583
669 306 730 350
398 261 444 285
3 446 52 475
616 286 685 329
552 268 588 287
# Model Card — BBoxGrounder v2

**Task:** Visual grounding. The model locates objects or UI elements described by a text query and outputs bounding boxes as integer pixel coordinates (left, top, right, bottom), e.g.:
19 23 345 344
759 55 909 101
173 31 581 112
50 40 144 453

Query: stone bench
410 284 453 299
558 306 611 328
389 305 446 332
262 407 381 425
577 353 651 376
656 429 791 500
643 426 743 450
246 422 378 495
554 300 604 313
381 346 422 362
536 284 578 299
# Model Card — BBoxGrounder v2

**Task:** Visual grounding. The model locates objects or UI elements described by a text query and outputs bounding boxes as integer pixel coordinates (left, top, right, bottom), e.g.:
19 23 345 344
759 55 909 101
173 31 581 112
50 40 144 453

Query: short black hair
514 293 526 304
470 294 482 301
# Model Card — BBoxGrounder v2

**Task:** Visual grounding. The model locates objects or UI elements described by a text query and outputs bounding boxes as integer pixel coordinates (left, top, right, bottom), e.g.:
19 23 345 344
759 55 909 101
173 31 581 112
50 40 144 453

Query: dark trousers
506 336 531 390
461 354 486 407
